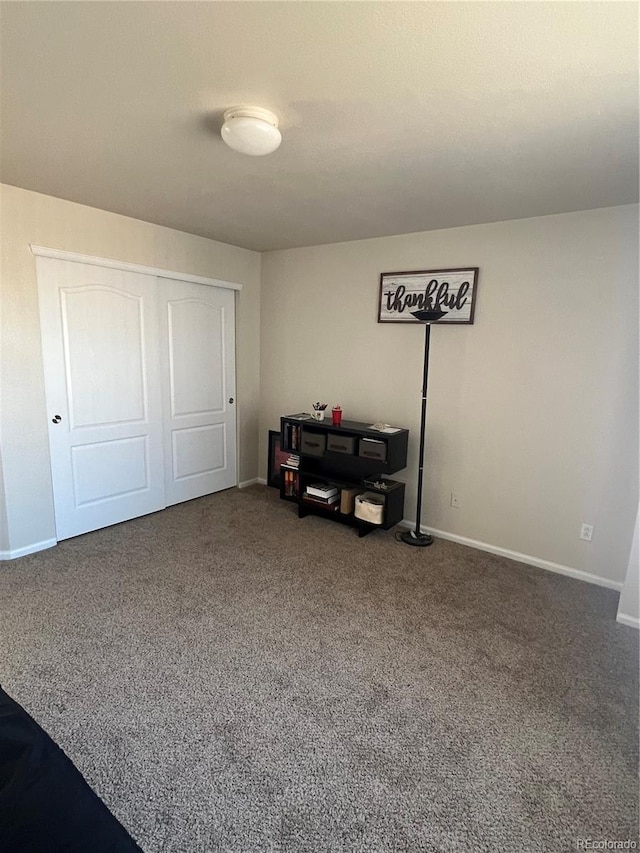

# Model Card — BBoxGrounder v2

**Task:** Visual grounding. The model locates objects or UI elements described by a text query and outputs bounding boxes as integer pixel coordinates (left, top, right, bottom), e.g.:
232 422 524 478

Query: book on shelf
285 455 300 468
303 493 340 509
283 469 299 498
306 483 338 499
286 413 312 420
303 491 339 503
284 423 301 451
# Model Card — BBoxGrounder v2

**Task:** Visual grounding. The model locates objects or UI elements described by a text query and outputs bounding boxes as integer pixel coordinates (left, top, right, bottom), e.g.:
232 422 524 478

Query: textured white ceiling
1 1 637 251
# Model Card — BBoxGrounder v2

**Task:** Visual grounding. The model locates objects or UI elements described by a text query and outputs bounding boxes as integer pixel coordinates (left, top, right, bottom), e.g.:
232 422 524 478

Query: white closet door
159 279 237 506
37 258 165 540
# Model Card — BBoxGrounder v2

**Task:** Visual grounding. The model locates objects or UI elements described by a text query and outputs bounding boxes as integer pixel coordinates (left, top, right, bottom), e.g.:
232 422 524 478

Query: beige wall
260 205 639 586
0 184 261 555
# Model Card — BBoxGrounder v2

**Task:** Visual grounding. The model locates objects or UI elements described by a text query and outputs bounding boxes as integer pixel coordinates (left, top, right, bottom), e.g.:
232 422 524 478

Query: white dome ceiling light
221 106 282 156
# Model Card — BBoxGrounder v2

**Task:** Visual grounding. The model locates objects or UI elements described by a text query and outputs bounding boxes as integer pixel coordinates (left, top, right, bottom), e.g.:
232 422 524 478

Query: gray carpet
1 485 638 852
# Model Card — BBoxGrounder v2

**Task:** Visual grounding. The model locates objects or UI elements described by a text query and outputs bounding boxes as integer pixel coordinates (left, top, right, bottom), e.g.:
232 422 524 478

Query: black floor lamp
398 308 448 547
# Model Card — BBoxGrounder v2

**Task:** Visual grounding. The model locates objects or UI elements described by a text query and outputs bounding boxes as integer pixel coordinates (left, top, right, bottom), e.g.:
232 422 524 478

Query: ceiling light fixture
221 106 282 156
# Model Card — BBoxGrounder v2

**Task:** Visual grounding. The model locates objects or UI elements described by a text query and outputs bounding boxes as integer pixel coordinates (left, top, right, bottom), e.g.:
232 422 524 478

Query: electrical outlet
450 492 461 509
579 523 593 542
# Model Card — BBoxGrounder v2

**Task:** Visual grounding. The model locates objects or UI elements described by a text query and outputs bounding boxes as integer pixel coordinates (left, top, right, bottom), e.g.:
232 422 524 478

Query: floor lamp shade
398 308 447 547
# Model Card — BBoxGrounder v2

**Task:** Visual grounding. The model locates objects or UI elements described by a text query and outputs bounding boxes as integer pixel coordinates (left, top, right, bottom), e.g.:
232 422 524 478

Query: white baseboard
257 477 267 485
0 538 57 561
616 612 640 630
238 477 260 489
402 521 623 591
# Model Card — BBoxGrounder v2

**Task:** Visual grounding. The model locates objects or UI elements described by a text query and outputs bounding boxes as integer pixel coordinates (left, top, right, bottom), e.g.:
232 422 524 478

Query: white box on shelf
354 491 385 525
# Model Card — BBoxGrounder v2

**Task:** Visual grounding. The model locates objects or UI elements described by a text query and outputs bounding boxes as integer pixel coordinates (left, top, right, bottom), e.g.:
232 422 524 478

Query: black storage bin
326 434 356 454
358 437 387 461
301 430 326 456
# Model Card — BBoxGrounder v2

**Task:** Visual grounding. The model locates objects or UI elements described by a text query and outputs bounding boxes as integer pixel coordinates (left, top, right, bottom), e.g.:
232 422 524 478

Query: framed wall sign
378 267 479 324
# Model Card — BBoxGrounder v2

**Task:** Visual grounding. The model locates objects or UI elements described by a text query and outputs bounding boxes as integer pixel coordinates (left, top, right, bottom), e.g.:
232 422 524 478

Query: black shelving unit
279 415 409 537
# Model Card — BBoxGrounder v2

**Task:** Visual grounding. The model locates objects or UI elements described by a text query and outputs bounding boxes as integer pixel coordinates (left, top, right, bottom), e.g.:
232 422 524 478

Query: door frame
31 245 243 292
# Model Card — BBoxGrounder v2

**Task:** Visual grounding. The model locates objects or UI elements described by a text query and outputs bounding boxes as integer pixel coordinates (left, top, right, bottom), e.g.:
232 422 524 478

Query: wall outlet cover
580 523 594 542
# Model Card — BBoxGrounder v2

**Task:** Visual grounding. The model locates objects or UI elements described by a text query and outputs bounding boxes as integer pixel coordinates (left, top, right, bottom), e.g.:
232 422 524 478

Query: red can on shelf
332 406 342 426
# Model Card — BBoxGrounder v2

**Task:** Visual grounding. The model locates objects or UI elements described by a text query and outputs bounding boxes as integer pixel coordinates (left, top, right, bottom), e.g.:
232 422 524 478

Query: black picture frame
268 429 289 489
378 267 479 324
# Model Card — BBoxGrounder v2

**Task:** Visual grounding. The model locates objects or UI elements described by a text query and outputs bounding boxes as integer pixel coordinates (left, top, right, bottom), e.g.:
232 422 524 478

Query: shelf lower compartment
300 496 341 513
297 497 398 537
280 465 300 501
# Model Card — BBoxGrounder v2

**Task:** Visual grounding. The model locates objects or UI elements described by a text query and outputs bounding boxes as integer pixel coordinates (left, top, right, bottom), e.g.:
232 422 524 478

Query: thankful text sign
378 268 478 324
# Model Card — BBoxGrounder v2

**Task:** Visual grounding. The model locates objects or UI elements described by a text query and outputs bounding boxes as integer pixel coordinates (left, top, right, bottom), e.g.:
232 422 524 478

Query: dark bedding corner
0 685 143 853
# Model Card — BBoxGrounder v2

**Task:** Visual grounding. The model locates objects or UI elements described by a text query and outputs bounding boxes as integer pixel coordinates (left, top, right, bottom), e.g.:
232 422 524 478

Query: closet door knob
228 397 234 404
51 414 62 424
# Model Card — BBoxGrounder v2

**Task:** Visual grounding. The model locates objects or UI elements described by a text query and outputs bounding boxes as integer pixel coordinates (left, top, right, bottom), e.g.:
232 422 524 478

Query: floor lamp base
398 529 434 547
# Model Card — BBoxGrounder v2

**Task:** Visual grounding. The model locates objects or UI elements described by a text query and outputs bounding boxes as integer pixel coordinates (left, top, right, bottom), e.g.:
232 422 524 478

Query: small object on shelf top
287 413 312 420
362 477 400 492
369 423 402 433
311 403 327 421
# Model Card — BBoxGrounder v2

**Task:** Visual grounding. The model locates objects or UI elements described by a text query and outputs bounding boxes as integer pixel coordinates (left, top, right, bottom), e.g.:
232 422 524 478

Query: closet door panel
160 279 237 505
37 258 165 540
